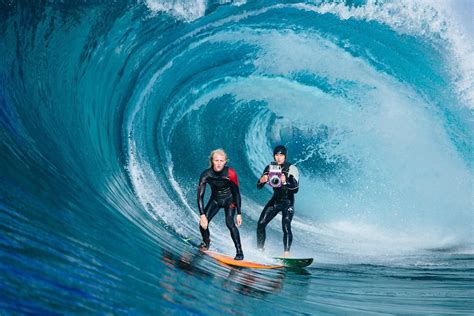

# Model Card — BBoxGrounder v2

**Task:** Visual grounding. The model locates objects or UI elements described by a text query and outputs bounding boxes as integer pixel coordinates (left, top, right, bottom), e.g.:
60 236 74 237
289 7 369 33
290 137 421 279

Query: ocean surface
1 0 473 314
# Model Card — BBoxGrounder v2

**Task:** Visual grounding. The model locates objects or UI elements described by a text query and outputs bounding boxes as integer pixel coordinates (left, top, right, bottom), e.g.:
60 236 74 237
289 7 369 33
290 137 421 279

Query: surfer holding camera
256 145 299 257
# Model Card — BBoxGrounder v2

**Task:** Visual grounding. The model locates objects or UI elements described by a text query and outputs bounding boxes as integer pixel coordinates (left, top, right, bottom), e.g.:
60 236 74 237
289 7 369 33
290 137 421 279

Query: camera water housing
267 162 283 188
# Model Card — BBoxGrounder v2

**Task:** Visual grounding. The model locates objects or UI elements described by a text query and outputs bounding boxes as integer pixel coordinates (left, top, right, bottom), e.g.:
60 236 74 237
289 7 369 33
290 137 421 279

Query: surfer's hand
236 214 242 227
260 175 268 183
200 214 208 230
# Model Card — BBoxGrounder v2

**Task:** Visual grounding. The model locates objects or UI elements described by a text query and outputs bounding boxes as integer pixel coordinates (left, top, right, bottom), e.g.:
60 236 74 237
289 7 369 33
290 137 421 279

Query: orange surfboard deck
204 250 284 269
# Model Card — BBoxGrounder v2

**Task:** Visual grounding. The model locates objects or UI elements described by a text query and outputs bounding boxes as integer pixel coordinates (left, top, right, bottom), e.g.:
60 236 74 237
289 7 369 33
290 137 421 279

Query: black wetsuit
197 166 242 255
256 162 299 252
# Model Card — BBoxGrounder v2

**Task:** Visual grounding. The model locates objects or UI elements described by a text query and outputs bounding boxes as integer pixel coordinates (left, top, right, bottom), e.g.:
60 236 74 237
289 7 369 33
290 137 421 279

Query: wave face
1 0 473 314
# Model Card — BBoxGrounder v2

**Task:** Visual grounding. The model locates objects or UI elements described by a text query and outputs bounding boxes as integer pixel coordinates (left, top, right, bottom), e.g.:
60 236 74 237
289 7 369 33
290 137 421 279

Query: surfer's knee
282 217 292 229
257 220 267 231
225 216 236 229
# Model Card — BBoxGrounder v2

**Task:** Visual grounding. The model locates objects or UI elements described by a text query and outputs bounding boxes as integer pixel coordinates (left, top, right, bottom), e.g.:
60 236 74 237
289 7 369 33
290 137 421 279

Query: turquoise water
1 1 473 314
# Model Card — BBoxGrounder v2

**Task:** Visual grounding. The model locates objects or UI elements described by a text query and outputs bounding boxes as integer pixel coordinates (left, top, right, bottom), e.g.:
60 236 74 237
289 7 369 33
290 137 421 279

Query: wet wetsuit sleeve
256 165 270 189
228 168 242 215
197 172 207 215
285 165 299 193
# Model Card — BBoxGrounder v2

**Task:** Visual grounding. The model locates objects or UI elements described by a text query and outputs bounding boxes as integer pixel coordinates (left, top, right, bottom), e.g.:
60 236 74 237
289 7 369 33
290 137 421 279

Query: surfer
197 149 244 260
256 145 300 257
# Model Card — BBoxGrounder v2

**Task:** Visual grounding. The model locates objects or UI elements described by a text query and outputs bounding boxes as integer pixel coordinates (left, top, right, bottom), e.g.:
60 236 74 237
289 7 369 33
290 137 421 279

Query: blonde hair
208 148 229 168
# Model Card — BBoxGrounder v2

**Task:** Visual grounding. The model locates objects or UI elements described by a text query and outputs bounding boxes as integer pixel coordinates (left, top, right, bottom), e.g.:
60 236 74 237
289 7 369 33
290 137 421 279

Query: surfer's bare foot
283 251 289 258
234 253 244 260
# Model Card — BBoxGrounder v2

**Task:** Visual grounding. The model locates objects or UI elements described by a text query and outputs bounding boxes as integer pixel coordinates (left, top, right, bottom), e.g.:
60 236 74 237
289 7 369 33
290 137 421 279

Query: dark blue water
1 1 473 314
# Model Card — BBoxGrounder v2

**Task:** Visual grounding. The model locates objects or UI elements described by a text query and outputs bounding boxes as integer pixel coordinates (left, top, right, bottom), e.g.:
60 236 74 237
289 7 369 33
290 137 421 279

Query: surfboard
204 250 284 269
182 237 309 269
272 257 313 268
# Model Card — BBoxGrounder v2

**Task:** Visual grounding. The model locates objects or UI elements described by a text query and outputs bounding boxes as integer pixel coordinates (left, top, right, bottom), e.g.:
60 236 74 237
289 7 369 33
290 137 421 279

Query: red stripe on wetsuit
228 167 239 187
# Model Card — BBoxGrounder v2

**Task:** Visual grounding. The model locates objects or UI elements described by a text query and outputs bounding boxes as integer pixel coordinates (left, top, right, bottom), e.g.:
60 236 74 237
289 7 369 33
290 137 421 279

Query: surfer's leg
200 199 220 249
257 199 279 250
224 207 243 260
281 204 294 252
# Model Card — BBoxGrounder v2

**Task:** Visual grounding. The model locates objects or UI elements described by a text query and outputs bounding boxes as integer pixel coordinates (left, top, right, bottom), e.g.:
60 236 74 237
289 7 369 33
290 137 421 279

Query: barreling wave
1 0 472 267
2 1 474 314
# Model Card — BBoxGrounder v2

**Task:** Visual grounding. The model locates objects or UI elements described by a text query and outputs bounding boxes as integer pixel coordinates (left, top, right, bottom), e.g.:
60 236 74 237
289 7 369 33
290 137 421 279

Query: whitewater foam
297 0 474 106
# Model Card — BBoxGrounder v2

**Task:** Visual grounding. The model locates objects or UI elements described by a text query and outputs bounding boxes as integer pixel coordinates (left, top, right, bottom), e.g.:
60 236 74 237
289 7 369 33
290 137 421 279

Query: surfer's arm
256 165 270 189
285 165 299 192
197 175 207 215
228 168 241 215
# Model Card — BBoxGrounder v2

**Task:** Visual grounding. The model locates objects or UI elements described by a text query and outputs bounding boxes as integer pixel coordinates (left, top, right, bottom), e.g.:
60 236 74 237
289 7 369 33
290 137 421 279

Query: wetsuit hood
273 145 287 156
